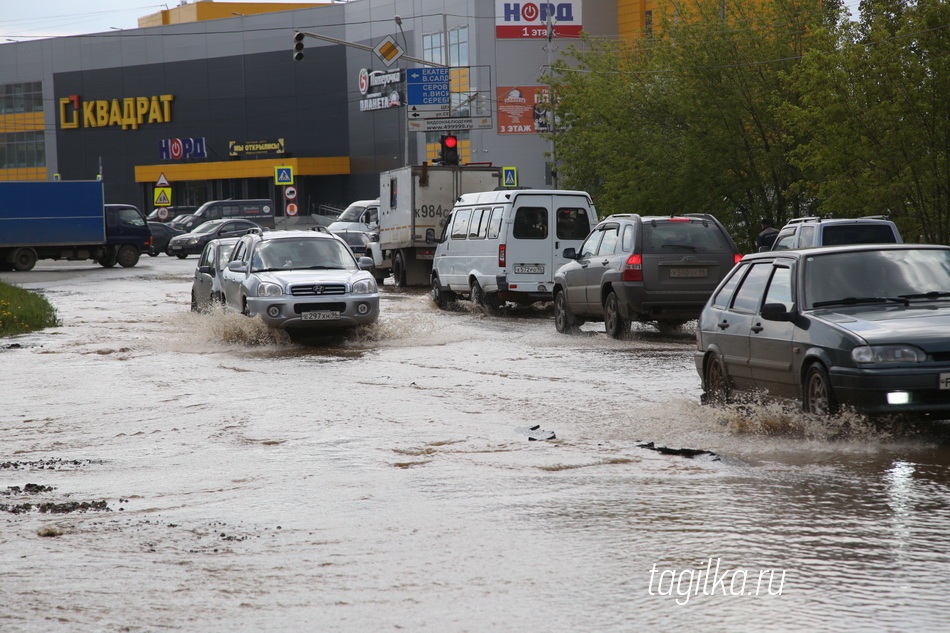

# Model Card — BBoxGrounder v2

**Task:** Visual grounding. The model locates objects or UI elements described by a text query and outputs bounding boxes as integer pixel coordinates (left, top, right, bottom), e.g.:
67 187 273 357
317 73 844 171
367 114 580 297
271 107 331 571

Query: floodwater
2 257 950 632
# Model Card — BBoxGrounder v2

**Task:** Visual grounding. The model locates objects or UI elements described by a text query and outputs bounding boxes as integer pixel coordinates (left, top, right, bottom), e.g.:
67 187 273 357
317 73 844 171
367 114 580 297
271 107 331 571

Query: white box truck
378 164 502 286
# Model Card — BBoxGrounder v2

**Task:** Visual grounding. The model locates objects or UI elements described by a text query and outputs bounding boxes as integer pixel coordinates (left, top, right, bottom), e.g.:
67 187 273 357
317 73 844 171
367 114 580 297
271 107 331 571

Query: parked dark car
553 213 742 337
168 214 196 231
191 237 240 312
147 222 186 256
166 219 261 258
695 244 950 418
146 205 197 223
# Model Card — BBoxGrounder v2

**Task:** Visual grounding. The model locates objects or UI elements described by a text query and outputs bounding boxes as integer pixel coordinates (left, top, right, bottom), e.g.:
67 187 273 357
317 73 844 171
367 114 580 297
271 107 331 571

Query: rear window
821 224 897 246
642 221 733 254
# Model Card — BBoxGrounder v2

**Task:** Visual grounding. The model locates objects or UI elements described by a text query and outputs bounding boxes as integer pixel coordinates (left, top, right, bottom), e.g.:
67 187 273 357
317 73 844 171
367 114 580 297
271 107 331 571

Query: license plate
940 373 950 389
302 311 340 321
514 264 544 274
669 268 707 278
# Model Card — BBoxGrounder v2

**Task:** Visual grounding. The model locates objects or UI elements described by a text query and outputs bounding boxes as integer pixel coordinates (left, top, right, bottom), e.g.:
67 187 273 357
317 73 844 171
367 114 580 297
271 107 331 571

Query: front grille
290 283 346 296
293 302 347 314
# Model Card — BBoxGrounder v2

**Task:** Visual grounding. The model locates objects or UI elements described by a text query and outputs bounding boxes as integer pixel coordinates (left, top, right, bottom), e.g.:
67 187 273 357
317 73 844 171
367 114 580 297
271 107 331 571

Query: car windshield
338 204 369 222
334 232 368 247
251 238 356 272
805 249 950 309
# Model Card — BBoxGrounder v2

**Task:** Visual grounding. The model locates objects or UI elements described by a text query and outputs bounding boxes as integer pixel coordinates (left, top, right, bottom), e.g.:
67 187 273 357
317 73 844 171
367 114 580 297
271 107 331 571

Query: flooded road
2 257 950 632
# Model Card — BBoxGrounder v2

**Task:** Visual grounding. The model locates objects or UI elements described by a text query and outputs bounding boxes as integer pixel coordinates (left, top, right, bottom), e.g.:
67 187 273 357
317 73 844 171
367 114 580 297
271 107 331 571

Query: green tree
784 0 950 243
550 0 841 248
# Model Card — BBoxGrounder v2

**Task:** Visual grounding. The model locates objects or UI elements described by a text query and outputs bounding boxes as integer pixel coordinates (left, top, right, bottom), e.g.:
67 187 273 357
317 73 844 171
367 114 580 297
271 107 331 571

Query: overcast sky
0 1 322 40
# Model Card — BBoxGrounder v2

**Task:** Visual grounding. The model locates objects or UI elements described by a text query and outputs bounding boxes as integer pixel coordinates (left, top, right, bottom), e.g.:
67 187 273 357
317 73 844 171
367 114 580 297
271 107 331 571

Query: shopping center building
0 0 649 216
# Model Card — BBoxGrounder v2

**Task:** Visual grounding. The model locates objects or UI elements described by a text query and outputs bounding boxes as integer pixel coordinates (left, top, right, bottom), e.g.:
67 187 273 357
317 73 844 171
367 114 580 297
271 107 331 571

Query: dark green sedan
695 244 950 418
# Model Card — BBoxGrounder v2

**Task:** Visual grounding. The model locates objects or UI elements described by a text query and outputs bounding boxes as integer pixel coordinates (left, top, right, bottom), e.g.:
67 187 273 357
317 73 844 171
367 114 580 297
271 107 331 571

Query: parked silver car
220 229 379 331
191 237 239 312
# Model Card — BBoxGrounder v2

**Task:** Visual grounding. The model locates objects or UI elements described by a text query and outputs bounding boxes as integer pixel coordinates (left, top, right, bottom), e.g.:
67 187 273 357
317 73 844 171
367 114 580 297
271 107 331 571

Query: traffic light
440 134 459 165
293 32 305 61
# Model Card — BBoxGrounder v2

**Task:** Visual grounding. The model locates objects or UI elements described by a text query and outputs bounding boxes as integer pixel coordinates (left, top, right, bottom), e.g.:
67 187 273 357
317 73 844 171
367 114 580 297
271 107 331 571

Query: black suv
770 216 902 251
553 214 742 337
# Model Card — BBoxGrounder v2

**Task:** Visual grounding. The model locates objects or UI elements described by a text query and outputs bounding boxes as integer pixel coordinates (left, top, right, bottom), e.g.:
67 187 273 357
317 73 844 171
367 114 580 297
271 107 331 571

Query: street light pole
546 14 558 189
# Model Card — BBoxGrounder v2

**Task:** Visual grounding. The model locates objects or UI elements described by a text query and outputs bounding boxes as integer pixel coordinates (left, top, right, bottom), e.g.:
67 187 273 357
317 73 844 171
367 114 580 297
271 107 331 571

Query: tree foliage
548 0 949 247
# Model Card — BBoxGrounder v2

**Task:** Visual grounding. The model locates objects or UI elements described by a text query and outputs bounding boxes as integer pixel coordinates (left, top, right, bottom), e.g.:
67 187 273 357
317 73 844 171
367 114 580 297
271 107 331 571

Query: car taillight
622 254 643 281
499 244 506 267
734 253 743 264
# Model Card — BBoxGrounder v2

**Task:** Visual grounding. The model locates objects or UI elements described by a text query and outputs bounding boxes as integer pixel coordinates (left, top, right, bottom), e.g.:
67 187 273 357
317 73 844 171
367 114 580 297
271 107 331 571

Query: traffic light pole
293 30 445 68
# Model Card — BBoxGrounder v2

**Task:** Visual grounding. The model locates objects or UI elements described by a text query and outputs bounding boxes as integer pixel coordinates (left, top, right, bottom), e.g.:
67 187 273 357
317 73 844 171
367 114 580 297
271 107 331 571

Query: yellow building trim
134 156 350 183
0 167 48 182
0 111 44 133
138 2 327 27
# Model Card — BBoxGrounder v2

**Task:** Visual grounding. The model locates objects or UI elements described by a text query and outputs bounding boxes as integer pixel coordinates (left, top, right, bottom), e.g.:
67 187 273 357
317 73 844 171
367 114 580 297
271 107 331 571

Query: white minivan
430 189 597 312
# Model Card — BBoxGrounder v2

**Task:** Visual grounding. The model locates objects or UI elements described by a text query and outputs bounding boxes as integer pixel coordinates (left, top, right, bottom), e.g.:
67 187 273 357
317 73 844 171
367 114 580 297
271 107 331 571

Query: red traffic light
439 135 460 165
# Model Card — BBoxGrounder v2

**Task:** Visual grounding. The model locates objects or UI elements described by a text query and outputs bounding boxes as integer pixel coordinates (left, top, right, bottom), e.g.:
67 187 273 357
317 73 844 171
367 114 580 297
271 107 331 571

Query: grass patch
0 280 60 337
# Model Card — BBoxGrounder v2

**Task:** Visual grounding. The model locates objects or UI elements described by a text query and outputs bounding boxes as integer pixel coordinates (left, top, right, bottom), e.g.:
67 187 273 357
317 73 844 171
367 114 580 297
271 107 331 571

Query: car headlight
351 278 377 295
186 236 201 245
257 282 283 297
852 345 926 364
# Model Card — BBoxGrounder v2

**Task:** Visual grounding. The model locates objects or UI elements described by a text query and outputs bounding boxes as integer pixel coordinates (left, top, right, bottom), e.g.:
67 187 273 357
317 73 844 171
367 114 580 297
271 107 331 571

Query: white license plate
514 265 544 274
669 268 707 278
940 373 950 389
302 311 340 321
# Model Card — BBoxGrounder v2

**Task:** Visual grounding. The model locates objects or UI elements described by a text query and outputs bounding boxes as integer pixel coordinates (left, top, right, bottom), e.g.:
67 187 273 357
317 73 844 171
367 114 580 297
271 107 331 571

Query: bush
0 280 60 337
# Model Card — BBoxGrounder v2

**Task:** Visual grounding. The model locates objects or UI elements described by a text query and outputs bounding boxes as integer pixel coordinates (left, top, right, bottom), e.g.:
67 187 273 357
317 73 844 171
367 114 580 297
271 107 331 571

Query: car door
220 238 249 310
711 261 774 389
193 242 216 307
584 222 621 312
564 228 603 316
749 263 798 398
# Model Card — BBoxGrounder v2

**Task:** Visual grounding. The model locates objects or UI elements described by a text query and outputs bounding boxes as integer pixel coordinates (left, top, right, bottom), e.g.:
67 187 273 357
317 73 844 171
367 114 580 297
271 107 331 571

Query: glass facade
0 82 46 171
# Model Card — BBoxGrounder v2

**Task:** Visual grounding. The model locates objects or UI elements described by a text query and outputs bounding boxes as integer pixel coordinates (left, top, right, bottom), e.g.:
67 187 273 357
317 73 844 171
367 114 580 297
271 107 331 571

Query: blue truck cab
0 181 151 271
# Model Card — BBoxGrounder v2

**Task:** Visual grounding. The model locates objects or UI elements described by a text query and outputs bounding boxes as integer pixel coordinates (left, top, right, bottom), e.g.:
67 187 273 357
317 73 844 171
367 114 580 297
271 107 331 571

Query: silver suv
220 229 379 331
553 213 742 337
770 216 902 251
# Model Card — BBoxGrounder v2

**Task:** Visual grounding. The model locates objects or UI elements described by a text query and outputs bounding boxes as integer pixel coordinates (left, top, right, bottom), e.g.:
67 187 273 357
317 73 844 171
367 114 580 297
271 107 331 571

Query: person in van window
757 218 779 250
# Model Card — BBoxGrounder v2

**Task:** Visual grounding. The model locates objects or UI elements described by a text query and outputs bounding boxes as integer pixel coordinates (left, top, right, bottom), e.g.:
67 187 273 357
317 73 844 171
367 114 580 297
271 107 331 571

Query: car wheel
470 280 499 316
177 254 188 260
803 362 839 416
554 290 578 334
393 251 407 288
148 249 159 257
12 248 37 272
702 353 731 405
432 276 450 310
241 297 250 317
117 245 140 268
604 291 629 339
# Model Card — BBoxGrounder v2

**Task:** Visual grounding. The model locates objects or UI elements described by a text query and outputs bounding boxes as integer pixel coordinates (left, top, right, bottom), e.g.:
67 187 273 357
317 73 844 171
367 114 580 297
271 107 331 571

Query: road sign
408 117 494 132
275 166 294 185
284 186 297 200
286 202 298 217
373 35 404 68
406 67 451 112
154 187 171 206
156 173 170 187
503 166 518 188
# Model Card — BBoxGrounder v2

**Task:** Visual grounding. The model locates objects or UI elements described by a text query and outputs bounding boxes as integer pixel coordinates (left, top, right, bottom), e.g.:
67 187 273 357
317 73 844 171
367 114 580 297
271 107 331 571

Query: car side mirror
760 303 792 322
425 228 436 244
197 265 214 275
358 256 375 271
563 247 577 259
227 261 248 273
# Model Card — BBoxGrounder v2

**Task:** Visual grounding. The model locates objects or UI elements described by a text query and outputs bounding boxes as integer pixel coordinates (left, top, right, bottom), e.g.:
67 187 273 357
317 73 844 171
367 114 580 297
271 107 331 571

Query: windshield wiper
303 265 344 270
898 291 950 301
813 296 909 308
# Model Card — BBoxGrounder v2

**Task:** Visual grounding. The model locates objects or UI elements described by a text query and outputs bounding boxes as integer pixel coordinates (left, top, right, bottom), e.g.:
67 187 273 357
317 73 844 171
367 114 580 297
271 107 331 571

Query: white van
430 189 597 312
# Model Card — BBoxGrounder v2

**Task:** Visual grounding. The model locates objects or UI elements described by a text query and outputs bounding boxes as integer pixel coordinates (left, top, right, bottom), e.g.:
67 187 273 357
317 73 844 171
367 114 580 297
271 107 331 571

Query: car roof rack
310 225 330 233
785 217 822 225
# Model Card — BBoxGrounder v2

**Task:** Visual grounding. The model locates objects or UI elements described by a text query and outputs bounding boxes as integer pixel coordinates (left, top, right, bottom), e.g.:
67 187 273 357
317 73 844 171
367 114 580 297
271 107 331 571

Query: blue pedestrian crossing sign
502 166 518 188
275 166 294 186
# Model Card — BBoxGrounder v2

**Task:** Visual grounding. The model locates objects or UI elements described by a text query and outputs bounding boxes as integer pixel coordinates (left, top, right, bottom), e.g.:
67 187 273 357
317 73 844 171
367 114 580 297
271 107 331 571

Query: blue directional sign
406 67 451 107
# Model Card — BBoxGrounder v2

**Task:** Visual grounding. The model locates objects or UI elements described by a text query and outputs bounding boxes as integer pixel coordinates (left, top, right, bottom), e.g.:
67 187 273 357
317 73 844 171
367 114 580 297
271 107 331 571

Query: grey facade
0 0 616 214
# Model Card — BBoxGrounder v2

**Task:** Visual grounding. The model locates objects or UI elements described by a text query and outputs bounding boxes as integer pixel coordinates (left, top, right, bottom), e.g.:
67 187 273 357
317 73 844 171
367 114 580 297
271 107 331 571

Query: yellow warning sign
154 187 171 206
